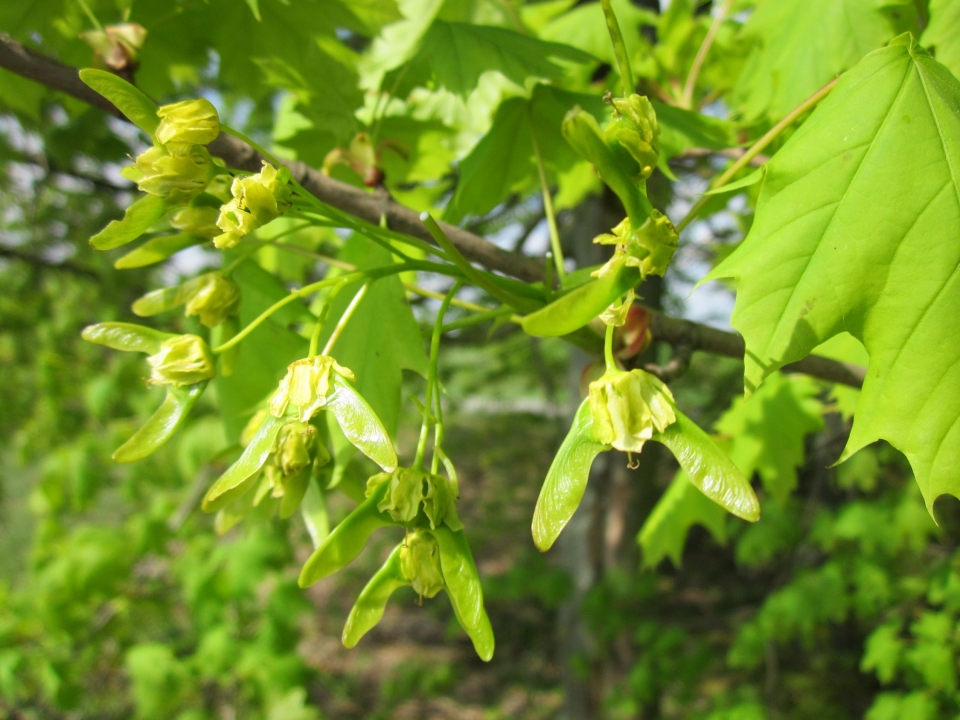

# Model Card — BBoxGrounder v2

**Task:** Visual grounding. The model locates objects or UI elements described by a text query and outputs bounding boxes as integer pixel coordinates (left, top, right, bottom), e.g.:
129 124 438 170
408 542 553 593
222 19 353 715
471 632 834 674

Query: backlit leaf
923 0 960 80
638 471 727 569
708 38 960 513
731 0 896 121
384 20 594 98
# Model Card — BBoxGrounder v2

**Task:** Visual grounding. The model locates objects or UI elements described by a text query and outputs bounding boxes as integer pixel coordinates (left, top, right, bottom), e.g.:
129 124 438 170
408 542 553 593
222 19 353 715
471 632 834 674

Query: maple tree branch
646 309 865 389
0 245 100 279
0 33 867 390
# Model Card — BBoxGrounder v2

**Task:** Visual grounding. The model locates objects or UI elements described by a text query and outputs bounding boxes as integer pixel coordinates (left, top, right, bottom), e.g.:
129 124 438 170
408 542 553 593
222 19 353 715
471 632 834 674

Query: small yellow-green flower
183 273 240 328
147 334 216 387
156 98 220 153
400 530 445 599
169 205 222 237
368 466 456 530
588 369 676 454
593 211 678 279
605 94 660 181
214 162 293 249
268 355 355 422
135 145 216 204
599 288 635 327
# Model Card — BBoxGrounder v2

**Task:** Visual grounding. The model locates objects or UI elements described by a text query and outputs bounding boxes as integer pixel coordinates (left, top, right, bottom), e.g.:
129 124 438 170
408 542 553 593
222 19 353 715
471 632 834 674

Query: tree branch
647 309 865 389
0 32 867 390
0 246 100 279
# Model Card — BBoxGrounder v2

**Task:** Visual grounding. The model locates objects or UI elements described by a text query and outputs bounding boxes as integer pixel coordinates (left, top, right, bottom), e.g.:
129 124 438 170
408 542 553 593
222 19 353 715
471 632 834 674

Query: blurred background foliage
3 0 960 718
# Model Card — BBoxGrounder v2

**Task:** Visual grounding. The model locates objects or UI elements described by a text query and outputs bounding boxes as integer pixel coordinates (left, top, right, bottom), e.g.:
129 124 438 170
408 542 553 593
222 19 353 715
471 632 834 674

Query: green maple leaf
384 20 594 98
638 471 727 569
731 0 896 121
923 0 960 80
539 0 656 70
717 373 824 505
318 235 428 484
445 84 606 222
707 36 960 514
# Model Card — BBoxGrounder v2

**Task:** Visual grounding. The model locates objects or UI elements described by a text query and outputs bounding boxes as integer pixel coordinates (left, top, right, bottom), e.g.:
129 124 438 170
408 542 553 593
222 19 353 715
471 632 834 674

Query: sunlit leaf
342 545 408 648
89 194 168 251
434 525 495 662
708 37 960 513
923 0 960 80
638 471 727 569
730 0 896 121
532 398 608 552
654 411 760 522
384 20 594 98
113 382 208 463
299 480 394 586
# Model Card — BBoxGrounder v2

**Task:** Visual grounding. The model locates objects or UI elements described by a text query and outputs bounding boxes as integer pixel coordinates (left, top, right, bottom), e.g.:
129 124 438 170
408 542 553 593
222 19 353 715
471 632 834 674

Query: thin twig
681 0 734 109
677 77 839 232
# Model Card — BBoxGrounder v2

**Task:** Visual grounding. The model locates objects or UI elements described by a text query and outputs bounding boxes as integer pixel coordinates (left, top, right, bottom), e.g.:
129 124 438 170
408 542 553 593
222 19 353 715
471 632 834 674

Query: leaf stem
600 0 635 97
220 125 281 167
308 279 347 357
681 0 734 109
321 279 371 356
414 281 463 469
222 221 314 277
530 109 566 280
604 323 617 373
420 213 532 310
211 273 362 354
676 76 839 232
76 0 103 32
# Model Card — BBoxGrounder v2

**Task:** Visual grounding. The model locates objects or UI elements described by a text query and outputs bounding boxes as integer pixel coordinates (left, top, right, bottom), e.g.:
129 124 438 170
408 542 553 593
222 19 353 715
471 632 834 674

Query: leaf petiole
321 279 371 357
677 76 839 232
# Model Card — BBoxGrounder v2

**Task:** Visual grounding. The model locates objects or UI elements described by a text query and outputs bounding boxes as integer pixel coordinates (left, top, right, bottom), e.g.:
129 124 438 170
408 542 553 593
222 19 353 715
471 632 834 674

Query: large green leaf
539 0 656 71
638 471 727 569
708 37 960 513
923 0 960 80
715 373 824 505
384 20 594 98
320 235 428 437
445 84 607 222
731 0 896 121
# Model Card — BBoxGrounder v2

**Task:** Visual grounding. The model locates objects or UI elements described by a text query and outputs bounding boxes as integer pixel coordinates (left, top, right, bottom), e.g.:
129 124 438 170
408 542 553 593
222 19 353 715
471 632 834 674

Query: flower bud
183 272 240 328
605 94 660 181
169 205 222 237
273 420 317 477
268 355 355 422
323 133 382 187
371 467 455 529
156 98 220 152
214 162 292 249
79 23 147 72
592 211 678 279
588 369 676 454
400 530 445 600
146 334 215 387
135 145 216 204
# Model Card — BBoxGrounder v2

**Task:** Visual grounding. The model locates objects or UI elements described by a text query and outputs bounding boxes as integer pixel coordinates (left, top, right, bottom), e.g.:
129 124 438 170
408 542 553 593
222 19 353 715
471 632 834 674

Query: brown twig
0 33 867 390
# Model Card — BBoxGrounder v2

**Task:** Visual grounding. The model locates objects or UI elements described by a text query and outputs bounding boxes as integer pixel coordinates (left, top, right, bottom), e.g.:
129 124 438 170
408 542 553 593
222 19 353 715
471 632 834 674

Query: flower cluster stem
600 0 634 97
414 281 463 469
321 280 371 356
